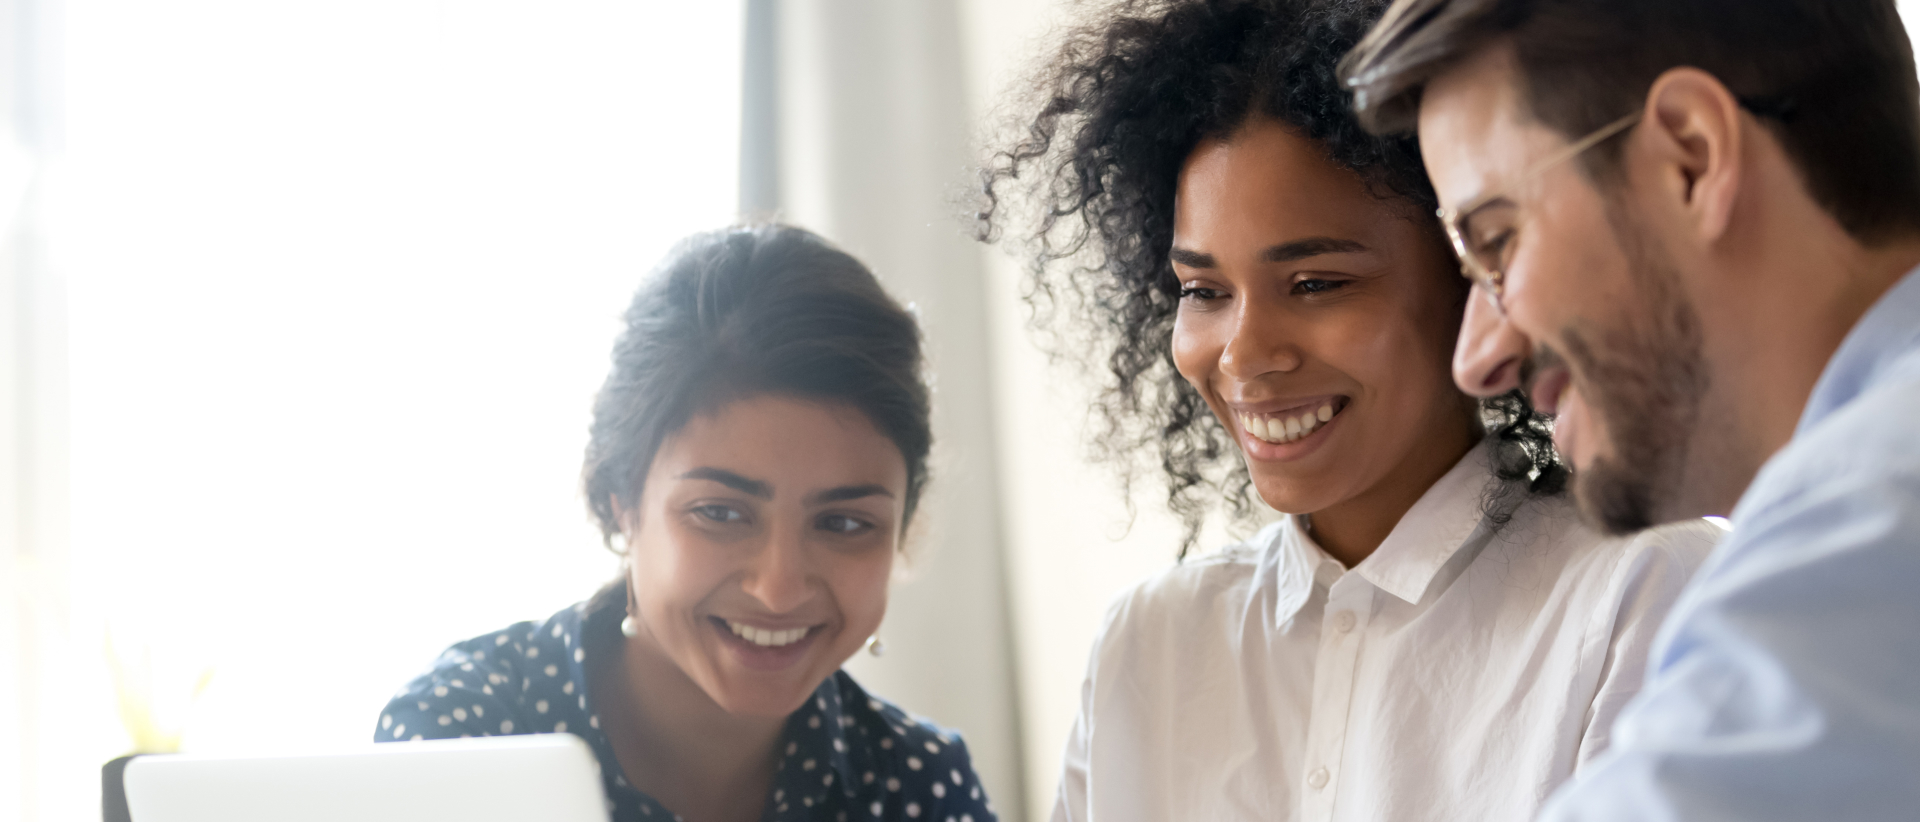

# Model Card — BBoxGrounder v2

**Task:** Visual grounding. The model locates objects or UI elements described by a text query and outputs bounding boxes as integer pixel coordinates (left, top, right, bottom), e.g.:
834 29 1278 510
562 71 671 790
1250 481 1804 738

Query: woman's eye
692 505 745 524
1178 285 1223 302
817 514 873 535
1293 278 1349 296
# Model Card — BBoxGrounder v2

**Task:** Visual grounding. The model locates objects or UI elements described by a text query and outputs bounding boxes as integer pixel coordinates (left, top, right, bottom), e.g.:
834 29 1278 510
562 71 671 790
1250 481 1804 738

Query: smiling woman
376 225 996 822
976 1 1721 820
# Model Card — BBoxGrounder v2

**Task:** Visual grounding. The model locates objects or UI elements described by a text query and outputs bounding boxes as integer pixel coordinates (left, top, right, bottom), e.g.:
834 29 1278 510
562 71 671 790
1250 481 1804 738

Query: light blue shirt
1540 266 1920 821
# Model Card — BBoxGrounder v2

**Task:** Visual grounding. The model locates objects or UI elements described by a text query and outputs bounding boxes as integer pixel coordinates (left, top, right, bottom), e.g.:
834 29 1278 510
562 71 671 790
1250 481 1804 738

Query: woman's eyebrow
1169 246 1215 268
807 484 894 505
679 467 773 499
1263 236 1368 262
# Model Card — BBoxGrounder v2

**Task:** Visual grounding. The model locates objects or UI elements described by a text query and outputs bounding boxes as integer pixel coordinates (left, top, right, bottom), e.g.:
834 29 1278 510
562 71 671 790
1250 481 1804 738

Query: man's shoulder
1752 363 1920 512
1705 360 1920 596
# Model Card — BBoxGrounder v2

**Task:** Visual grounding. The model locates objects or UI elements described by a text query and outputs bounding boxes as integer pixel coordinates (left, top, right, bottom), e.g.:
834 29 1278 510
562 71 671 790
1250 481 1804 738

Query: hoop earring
864 635 885 657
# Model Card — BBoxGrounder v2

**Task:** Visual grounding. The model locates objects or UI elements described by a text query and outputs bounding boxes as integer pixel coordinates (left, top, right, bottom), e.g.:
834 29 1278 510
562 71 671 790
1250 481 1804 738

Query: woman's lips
1232 396 1349 462
709 617 822 672
1235 396 1348 445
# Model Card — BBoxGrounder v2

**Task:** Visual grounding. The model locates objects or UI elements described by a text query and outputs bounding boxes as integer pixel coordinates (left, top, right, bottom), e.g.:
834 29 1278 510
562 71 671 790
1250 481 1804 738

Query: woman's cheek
1169 311 1215 389
840 547 895 638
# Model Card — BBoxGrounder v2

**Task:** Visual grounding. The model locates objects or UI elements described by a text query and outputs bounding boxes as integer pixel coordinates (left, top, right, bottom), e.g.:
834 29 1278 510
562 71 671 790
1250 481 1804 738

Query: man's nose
1453 286 1529 397
740 528 813 614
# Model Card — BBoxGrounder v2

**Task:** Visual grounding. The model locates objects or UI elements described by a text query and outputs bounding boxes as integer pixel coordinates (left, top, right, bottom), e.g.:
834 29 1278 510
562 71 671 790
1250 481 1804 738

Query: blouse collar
1263 440 1500 627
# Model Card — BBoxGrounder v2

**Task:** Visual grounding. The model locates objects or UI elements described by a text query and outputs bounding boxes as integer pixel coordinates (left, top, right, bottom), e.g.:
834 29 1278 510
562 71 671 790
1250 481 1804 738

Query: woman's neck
1307 417 1479 569
592 624 787 822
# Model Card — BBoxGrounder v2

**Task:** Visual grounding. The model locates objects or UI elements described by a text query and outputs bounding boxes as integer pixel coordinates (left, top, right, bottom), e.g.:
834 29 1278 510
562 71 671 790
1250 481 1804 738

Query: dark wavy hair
582 224 932 547
974 0 1564 555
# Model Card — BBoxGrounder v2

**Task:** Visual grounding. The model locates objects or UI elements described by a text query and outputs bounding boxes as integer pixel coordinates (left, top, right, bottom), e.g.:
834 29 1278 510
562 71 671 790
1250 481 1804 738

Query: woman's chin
1250 478 1339 518
698 667 830 718
695 622 850 717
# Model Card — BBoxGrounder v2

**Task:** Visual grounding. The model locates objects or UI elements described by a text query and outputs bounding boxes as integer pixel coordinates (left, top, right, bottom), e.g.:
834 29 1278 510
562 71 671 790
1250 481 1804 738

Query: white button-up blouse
1053 444 1722 822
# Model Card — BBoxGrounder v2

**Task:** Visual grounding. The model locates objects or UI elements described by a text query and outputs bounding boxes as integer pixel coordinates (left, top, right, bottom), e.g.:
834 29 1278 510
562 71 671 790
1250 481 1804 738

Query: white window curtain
2 0 68 818
9 2 743 818
750 0 1029 815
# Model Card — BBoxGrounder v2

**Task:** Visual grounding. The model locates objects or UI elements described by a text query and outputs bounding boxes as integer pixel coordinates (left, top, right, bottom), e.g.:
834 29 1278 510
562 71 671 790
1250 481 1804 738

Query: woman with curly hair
977 0 1720 819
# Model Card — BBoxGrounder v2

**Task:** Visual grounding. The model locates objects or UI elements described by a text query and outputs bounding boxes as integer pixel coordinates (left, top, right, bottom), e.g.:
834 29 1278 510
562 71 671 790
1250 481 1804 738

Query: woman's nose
1218 301 1302 380
1453 286 1529 397
740 530 813 614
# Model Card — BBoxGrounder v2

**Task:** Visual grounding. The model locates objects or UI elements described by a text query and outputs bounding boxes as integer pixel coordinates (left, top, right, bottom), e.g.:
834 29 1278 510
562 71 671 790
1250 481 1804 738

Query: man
1338 1 1920 819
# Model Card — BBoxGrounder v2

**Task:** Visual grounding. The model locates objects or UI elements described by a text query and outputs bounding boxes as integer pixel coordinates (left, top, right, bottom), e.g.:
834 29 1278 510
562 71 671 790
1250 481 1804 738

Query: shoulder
1693 368 1920 601
1587 518 1724 634
1753 365 1920 510
833 672 997 819
1717 368 1920 580
1100 526 1270 629
836 671 979 771
1609 518 1723 579
375 602 593 742
1507 493 1718 587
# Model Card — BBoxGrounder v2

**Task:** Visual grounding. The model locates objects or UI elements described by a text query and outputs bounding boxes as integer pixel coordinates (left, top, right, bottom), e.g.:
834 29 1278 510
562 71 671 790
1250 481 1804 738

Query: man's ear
1643 67 1746 242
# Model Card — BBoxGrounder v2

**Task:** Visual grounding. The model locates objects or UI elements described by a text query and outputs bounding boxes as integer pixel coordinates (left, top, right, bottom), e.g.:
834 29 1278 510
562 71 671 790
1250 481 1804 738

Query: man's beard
1536 206 1710 535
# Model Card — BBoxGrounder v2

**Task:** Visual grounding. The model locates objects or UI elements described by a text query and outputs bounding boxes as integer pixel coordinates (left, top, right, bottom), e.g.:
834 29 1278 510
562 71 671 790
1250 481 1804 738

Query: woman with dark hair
977 1 1717 819
377 225 996 822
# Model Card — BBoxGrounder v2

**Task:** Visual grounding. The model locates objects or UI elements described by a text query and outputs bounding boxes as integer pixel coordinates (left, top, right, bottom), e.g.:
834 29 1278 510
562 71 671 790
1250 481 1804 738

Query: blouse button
1332 611 1357 633
1307 767 1330 789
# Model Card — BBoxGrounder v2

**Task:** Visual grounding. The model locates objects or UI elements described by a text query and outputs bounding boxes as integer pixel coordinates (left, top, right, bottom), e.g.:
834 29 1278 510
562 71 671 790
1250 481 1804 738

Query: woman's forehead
650 395 909 497
1175 118 1406 254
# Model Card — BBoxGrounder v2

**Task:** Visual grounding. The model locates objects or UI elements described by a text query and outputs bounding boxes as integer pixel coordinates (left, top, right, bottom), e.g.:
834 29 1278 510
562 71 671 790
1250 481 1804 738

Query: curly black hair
974 0 1565 556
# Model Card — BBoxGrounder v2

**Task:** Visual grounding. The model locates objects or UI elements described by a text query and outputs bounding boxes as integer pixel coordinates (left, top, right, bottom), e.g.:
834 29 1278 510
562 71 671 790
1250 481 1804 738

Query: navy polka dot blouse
376 589 997 822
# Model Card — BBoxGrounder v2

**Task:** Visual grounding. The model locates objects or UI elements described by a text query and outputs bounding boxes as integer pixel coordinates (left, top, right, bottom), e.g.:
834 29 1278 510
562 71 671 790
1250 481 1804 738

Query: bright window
48 0 741 799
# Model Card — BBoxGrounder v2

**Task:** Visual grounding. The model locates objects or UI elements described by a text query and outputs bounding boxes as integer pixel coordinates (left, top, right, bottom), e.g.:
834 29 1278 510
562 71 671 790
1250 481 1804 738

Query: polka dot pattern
375 595 996 821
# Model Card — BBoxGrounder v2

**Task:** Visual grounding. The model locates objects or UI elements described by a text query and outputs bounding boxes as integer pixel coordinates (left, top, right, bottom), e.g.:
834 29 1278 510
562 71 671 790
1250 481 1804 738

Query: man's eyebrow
1263 236 1369 262
1169 247 1215 268
806 484 895 505
679 468 772 499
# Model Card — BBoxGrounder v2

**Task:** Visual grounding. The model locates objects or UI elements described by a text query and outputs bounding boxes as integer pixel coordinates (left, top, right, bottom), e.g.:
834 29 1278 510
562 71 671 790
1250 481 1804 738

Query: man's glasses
1438 111 1643 313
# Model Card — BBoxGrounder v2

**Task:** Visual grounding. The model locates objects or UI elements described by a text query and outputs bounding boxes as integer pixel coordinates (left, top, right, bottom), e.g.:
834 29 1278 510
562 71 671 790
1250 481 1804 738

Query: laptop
123 734 611 822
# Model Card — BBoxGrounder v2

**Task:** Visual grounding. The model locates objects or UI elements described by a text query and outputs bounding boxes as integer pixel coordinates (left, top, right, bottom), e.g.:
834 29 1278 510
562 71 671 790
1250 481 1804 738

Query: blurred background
6 2 1920 821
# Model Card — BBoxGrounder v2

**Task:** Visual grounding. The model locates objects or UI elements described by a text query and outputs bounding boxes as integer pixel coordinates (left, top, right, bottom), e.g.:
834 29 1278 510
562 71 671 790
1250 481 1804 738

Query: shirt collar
1261 518 1320 630
1354 441 1495 604
1799 264 1920 436
1265 440 1496 626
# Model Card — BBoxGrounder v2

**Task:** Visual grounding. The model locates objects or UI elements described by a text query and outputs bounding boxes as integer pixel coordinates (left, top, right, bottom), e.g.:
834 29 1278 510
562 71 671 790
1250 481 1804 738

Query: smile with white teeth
1239 400 1340 444
725 620 812 648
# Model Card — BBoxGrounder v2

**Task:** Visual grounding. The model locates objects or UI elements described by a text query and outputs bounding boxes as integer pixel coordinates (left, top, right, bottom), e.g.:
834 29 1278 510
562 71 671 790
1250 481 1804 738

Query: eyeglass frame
1437 110 1644 312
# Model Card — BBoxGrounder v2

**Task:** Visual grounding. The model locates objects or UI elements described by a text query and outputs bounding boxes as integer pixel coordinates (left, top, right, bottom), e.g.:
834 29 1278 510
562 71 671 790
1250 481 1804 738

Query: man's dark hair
975 0 1565 556
582 224 932 546
1340 0 1920 244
